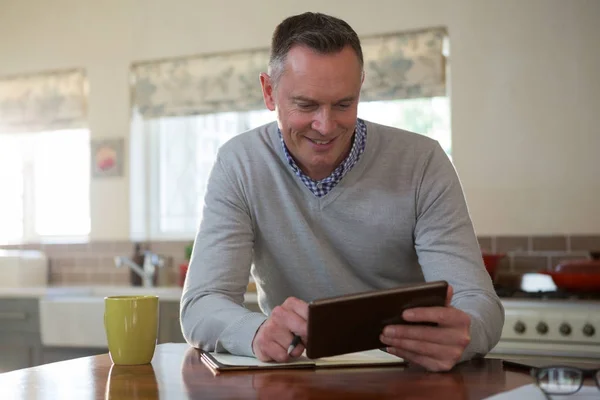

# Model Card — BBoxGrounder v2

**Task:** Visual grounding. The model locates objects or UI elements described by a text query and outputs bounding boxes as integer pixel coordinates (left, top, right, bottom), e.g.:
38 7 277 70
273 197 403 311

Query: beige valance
360 27 447 102
0 69 88 133
131 49 270 119
131 27 447 119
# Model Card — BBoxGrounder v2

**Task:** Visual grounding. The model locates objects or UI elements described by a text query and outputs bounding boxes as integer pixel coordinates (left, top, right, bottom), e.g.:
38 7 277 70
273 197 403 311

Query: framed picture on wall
91 138 124 178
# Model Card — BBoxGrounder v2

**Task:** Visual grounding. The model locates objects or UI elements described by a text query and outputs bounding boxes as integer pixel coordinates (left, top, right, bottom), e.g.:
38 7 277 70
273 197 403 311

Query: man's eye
337 103 351 109
298 104 316 110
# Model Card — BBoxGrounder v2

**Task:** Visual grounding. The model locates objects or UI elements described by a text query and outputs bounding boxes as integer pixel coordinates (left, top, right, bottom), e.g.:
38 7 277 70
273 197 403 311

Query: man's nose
311 108 336 136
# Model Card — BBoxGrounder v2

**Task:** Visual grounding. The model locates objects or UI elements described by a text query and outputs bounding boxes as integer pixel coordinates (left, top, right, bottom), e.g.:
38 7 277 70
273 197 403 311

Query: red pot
482 253 506 280
542 259 600 292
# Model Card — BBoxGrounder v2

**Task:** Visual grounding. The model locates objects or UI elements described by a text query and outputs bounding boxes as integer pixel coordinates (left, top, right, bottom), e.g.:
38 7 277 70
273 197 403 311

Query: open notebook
200 349 405 374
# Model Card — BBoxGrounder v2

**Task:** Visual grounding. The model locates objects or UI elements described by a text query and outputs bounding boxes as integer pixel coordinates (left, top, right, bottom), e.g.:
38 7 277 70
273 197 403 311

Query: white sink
39 286 182 348
39 286 258 348
40 296 108 348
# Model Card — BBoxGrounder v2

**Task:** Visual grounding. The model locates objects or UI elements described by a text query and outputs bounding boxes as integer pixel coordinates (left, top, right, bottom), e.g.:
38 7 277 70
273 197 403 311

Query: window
130 110 274 240
131 97 450 240
358 97 451 156
0 129 91 244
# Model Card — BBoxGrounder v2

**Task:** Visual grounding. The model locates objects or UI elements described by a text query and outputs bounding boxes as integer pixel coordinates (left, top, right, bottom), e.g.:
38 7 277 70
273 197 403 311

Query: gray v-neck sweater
181 120 504 361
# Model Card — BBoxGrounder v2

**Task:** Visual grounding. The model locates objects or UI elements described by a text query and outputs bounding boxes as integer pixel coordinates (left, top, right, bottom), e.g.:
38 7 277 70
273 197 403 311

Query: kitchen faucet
114 251 165 287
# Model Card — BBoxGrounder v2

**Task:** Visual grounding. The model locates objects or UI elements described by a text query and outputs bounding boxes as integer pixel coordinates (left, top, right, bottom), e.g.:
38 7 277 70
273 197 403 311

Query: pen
287 335 302 355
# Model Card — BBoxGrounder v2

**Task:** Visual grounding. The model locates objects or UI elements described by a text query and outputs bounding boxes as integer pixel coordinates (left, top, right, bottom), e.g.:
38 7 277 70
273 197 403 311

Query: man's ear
259 72 276 111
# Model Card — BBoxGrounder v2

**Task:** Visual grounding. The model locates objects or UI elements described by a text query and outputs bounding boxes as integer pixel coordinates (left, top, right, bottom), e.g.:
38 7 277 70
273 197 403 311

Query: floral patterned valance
0 69 88 133
131 27 447 119
360 27 447 102
131 49 270 119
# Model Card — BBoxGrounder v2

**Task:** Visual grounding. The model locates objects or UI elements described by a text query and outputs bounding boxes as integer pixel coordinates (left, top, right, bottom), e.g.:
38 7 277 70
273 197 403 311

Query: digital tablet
306 280 448 359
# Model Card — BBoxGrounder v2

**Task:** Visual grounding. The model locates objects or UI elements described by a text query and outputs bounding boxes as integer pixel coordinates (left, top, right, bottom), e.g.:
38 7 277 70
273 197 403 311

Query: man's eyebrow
334 96 356 103
291 96 317 103
291 96 356 103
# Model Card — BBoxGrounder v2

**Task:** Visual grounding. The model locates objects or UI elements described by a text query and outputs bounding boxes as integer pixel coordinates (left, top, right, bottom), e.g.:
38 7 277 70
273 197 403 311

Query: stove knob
559 323 572 336
536 322 548 335
514 321 526 334
583 324 595 337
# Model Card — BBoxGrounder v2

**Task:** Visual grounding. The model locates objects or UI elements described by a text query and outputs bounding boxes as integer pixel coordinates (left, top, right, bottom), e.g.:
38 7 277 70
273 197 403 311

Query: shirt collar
277 119 367 195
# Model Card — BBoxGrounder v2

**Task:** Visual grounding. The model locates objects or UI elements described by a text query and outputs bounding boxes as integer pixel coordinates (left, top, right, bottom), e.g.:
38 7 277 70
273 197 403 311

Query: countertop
0 343 540 400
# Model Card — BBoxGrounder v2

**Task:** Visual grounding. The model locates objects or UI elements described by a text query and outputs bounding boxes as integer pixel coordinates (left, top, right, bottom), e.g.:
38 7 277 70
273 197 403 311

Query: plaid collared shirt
278 118 367 197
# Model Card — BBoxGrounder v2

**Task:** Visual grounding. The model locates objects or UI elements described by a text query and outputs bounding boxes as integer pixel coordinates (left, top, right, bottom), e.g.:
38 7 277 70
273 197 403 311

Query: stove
489 274 600 361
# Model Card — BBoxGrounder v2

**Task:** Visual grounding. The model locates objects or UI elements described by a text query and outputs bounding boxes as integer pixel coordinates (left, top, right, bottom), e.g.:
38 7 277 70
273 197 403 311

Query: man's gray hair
268 12 364 85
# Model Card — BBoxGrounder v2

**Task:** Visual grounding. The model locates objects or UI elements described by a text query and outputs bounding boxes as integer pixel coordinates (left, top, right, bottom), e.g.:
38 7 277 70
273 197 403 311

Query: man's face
260 45 363 181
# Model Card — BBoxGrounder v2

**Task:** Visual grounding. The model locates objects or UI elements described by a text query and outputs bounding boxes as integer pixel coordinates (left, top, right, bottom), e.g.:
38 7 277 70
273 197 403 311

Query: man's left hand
379 285 471 372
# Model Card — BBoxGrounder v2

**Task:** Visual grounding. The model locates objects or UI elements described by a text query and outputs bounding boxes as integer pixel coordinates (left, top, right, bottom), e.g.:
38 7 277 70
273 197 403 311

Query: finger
289 343 305 358
270 305 308 338
266 337 307 362
265 342 289 362
381 324 470 347
402 306 470 327
262 329 297 362
270 328 299 358
379 334 464 363
254 335 288 362
445 284 454 307
254 320 296 362
254 334 289 363
386 346 456 372
281 297 309 321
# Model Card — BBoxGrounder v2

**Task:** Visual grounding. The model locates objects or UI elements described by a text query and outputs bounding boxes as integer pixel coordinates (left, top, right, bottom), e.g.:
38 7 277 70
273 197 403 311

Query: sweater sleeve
413 143 504 361
180 153 267 357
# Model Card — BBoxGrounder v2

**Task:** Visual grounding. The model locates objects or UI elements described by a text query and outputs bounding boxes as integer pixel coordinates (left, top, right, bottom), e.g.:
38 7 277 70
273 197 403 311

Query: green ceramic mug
104 295 159 365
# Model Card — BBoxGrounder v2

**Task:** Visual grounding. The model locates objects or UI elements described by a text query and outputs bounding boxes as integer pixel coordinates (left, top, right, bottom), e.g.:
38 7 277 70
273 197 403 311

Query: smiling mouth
307 138 333 145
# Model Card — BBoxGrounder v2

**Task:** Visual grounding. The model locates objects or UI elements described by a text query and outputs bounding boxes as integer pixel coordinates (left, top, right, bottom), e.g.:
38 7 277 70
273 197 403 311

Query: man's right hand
252 297 308 362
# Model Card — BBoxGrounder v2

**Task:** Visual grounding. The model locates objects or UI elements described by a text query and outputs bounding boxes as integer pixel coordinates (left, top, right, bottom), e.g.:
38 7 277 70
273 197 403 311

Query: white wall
0 0 598 238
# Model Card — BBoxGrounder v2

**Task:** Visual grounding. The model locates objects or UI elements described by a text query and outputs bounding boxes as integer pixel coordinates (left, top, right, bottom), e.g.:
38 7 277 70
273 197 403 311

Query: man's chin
304 159 336 174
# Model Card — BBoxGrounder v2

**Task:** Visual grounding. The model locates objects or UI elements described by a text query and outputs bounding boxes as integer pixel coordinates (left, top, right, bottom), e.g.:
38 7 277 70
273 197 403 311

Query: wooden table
0 343 538 399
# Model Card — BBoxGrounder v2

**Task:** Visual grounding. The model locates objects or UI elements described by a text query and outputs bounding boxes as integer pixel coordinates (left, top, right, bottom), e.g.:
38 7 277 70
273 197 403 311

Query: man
181 12 504 372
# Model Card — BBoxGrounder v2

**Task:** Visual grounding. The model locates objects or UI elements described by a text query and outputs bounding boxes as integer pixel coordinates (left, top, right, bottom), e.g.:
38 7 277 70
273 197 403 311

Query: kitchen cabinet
0 297 104 371
157 299 262 344
0 334 40 373
0 298 40 334
159 301 185 343
0 298 42 373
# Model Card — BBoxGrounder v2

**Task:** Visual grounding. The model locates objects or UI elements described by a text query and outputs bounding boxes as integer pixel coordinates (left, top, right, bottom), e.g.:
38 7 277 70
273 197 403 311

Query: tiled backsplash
478 234 599 274
0 241 191 286
1 235 599 286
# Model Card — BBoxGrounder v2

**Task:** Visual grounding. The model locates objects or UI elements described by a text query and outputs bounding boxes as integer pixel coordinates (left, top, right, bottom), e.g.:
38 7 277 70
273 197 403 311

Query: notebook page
208 352 315 367
314 349 404 366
